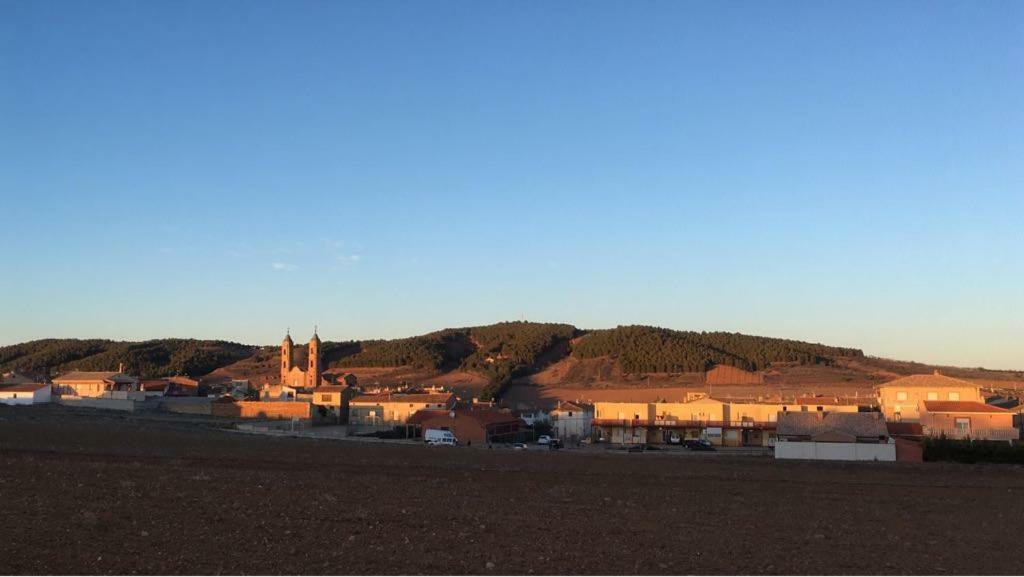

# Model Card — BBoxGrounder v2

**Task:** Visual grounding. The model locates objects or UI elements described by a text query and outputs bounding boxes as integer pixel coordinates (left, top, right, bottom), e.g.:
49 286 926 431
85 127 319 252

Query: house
52 371 140 397
260 383 298 401
348 392 457 427
140 379 172 397
592 401 656 444
311 384 356 424
775 411 895 461
407 407 524 445
592 398 783 447
877 372 982 422
548 401 593 443
0 382 52 405
919 401 1018 442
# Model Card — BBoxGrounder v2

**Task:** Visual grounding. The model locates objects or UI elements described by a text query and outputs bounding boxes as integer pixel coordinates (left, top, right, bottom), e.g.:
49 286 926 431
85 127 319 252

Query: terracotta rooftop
53 371 137 384
878 373 977 389
777 411 889 439
887 422 924 437
0 382 49 393
922 401 1011 414
408 408 523 427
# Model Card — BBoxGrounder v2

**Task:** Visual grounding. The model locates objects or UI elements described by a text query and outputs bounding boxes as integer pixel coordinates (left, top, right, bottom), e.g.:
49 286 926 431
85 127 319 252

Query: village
2 329 1020 464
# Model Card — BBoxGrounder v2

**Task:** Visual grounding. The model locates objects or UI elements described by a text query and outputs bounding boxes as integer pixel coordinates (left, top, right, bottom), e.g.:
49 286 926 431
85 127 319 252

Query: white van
424 429 457 446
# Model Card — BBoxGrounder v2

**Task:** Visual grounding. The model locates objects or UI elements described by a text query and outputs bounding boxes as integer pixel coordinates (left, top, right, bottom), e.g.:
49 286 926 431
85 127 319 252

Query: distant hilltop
2 323 1021 400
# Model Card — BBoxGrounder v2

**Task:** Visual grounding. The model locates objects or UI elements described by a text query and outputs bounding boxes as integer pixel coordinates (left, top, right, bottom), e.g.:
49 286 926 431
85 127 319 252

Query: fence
774 440 896 462
923 427 1019 442
210 401 311 420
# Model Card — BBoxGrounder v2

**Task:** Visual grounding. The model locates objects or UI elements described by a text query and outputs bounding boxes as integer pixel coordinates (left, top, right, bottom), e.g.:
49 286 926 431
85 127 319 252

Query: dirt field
2 406 1023 575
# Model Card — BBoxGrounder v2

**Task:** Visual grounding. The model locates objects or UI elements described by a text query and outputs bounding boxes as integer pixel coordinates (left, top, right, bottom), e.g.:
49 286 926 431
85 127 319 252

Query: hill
0 339 257 379
4 323 1021 403
572 325 864 373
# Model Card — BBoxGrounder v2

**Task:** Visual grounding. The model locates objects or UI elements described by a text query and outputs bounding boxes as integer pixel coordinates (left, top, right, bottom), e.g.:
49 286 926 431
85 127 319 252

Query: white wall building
0 383 52 405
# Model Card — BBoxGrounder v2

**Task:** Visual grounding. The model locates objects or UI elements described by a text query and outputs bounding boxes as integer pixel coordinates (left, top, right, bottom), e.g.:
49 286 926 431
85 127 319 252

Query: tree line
572 325 863 374
0 338 257 379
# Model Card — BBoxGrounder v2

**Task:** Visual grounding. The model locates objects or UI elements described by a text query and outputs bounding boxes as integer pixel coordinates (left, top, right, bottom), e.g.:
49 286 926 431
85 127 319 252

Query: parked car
424 429 457 446
685 439 715 451
537 435 552 445
548 439 563 450
627 445 645 453
513 442 528 450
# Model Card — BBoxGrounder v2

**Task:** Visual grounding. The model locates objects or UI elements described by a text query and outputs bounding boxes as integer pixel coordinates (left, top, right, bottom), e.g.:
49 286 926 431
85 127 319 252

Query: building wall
0 386 51 405
593 402 653 422
550 412 592 441
775 440 896 461
53 381 107 397
349 401 451 426
211 401 311 420
57 397 137 412
878 385 981 422
161 397 212 415
725 402 785 423
920 411 1015 440
281 367 307 388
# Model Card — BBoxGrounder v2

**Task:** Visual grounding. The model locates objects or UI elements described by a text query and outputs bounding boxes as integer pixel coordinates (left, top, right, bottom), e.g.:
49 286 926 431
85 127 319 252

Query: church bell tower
280 331 294 385
307 328 322 388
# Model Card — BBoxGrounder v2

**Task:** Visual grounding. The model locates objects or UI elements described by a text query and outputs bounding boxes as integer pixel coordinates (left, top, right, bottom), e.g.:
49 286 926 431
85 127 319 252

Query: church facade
280 330 323 389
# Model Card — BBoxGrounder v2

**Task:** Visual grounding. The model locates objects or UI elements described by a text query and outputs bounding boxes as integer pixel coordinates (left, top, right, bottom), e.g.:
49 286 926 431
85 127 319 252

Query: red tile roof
879 373 977 389
0 382 49 393
922 401 1011 414
886 422 924 437
408 408 522 427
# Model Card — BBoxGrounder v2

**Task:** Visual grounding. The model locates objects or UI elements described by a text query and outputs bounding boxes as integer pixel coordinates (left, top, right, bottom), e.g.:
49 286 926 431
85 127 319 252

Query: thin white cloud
336 254 362 264
272 262 298 271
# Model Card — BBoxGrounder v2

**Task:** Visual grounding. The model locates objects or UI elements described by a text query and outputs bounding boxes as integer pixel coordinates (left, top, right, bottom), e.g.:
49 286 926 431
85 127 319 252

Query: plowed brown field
1 405 1022 575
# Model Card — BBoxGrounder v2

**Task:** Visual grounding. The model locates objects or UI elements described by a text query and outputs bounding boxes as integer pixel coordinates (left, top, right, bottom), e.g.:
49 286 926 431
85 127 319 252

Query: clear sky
2 1 1022 369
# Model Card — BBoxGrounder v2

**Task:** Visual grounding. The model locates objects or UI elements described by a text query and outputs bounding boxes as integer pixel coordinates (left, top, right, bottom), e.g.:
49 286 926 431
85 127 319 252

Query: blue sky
2 1 1022 369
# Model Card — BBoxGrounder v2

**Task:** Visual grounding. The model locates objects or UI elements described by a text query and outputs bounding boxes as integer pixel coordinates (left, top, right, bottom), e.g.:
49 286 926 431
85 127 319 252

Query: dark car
627 445 645 453
548 439 563 450
684 439 716 451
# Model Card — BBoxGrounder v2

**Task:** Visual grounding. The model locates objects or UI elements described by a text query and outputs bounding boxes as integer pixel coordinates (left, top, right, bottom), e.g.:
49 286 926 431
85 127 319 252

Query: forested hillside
334 322 578 398
0 339 258 379
1 323 876 389
571 326 863 373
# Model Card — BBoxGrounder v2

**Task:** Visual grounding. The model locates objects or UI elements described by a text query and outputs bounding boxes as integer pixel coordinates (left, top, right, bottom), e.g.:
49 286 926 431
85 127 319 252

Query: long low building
775 411 895 461
593 397 868 447
348 392 457 427
52 371 140 397
919 401 1017 442
0 383 52 405
408 407 524 445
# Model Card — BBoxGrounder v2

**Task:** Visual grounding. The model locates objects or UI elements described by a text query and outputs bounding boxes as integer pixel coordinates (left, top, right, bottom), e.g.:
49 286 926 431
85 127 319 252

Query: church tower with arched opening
279 329 322 388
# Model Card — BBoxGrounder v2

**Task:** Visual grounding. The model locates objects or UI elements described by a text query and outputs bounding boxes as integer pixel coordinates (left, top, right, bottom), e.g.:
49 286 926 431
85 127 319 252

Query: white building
0 383 52 405
549 401 593 442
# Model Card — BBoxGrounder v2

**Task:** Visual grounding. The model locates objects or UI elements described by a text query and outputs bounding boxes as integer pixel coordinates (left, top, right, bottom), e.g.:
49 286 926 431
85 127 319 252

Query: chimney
118 362 124 373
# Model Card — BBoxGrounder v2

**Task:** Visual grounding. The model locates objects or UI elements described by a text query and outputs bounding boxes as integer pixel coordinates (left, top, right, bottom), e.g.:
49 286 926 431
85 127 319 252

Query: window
955 417 970 432
782 406 788 412
816 406 823 412
801 406 808 412
927 392 938 401
948 392 960 401
896 391 908 401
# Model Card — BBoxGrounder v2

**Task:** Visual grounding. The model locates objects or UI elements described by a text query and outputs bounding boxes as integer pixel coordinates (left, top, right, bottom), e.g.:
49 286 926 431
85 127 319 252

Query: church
280 330 323 389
